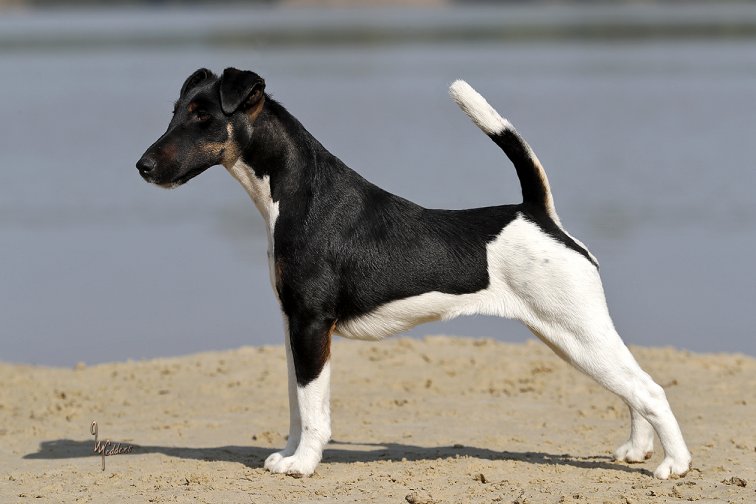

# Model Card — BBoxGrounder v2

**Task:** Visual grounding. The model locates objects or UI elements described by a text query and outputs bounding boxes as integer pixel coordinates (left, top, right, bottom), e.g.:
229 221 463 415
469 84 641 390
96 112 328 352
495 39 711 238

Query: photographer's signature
90 421 135 471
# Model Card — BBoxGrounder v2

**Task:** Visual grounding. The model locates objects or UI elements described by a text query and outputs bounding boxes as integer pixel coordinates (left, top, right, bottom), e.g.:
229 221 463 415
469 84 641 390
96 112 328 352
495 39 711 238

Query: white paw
264 450 287 470
653 455 692 480
264 452 319 477
264 439 299 470
614 440 653 463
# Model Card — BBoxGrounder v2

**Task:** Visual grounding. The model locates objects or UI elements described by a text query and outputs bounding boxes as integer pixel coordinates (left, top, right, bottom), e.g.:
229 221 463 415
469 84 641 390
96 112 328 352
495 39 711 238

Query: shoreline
2 335 753 369
4 4 756 52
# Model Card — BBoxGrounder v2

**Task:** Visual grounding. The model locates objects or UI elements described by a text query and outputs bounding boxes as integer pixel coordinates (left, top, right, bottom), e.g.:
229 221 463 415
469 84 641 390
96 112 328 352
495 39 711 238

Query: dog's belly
334 290 489 341
334 214 602 341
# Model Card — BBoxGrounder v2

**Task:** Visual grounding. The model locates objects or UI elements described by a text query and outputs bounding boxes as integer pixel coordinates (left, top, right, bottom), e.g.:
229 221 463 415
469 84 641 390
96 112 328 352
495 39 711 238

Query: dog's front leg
264 317 332 477
264 316 302 470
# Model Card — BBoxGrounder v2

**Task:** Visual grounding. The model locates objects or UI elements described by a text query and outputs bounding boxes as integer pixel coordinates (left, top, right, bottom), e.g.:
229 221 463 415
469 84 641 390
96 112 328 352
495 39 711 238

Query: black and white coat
138 70 691 479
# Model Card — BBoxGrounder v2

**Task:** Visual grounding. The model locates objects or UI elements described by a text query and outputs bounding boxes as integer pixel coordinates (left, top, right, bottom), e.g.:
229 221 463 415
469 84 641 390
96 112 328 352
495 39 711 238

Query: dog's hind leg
528 309 691 479
614 405 655 463
492 217 690 478
264 316 303 470
530 326 655 464
264 317 333 476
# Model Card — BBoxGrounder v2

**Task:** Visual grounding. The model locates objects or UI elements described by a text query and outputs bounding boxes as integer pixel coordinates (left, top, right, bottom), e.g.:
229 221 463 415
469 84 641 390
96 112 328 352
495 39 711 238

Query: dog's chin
156 181 182 190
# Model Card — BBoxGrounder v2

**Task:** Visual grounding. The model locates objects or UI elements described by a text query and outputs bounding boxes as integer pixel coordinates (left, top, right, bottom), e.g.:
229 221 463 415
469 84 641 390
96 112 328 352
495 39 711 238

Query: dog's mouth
142 164 212 189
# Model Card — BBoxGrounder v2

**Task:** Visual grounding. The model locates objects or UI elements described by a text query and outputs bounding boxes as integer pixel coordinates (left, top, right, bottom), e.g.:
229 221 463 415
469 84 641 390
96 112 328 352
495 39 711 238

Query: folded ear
181 68 215 97
220 67 266 115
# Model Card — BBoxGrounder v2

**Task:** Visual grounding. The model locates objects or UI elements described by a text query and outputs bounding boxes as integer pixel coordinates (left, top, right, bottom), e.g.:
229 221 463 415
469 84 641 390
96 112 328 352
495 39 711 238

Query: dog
136 67 691 479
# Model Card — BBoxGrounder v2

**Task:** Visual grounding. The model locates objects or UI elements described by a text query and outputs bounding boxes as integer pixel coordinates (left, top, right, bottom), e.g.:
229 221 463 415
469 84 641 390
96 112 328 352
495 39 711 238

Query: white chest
226 160 280 293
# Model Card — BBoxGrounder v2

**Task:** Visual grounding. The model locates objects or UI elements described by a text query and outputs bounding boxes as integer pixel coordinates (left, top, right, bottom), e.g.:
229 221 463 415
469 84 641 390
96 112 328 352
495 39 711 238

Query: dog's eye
194 110 211 122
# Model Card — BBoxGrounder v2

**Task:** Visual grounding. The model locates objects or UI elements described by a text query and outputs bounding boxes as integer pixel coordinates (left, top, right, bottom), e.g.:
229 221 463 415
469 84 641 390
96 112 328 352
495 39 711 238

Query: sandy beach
1 336 754 503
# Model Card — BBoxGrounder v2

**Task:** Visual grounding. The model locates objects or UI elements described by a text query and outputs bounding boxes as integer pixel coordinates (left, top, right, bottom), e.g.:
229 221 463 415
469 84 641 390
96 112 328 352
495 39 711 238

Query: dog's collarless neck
226 160 276 220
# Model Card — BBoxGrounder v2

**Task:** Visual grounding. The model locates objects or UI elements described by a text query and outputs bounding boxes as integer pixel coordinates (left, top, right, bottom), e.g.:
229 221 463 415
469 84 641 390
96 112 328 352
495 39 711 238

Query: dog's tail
449 80 560 225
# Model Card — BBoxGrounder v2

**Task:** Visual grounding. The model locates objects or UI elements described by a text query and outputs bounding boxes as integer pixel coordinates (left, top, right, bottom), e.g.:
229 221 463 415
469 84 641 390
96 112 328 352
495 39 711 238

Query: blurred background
1 1 755 365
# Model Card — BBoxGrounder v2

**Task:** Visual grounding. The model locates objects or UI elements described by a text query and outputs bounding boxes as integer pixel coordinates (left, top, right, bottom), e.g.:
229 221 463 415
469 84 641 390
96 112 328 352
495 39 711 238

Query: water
2 7 755 365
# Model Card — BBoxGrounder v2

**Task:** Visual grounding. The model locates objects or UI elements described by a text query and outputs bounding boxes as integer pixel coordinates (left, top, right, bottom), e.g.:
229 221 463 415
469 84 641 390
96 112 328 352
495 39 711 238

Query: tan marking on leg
274 258 285 297
320 320 336 366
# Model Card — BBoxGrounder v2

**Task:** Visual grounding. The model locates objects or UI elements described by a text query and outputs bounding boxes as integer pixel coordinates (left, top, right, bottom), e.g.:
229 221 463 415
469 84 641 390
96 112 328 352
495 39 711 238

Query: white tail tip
449 80 511 136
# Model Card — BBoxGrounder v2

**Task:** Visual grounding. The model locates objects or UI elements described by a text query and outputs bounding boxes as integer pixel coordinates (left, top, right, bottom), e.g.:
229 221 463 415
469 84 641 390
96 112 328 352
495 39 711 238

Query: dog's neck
247 100 322 190
227 159 277 228
227 98 348 224
225 98 329 238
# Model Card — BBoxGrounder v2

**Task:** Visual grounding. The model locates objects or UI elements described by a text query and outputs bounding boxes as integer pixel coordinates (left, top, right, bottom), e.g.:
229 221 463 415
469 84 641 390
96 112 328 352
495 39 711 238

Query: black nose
136 156 157 175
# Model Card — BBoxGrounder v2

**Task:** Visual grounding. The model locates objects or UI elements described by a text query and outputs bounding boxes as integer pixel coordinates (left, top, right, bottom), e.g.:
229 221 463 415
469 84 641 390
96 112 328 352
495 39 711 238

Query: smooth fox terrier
136 67 691 479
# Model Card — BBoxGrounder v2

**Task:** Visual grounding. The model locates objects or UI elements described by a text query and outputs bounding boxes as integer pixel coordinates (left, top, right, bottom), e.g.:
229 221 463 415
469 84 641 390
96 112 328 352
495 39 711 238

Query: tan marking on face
195 142 223 176
220 123 240 168
160 143 178 160
197 124 241 170
219 96 265 169
199 141 224 157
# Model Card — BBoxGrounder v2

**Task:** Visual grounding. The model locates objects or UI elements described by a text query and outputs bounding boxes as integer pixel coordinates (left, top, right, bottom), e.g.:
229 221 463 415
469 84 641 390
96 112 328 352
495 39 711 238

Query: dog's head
136 67 265 188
